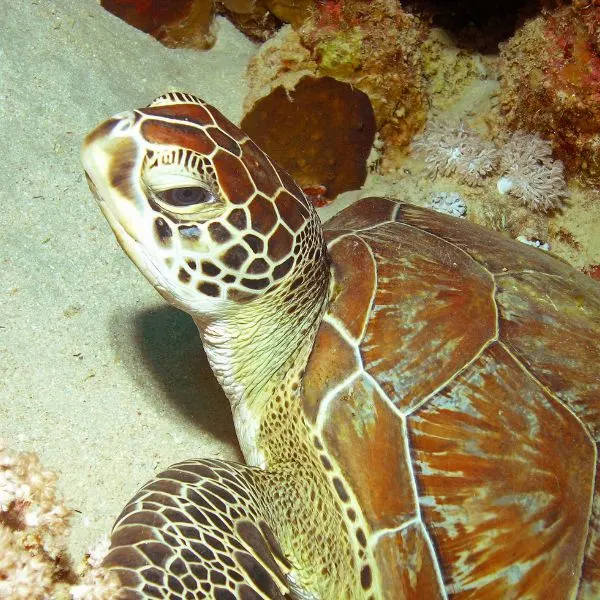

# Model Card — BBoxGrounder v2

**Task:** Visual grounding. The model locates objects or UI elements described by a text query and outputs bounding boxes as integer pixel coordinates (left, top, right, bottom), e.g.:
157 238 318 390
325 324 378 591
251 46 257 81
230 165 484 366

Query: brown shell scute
327 235 376 340
496 270 600 440
324 196 398 232
410 342 594 596
396 203 580 279
373 525 445 599
311 197 600 595
322 375 417 529
359 221 497 413
302 321 359 423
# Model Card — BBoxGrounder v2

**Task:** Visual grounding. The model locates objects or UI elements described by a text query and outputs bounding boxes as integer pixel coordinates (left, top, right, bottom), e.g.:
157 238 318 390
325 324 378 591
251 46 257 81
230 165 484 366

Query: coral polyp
412 123 568 213
0 443 121 598
428 191 467 218
497 131 569 213
411 120 499 186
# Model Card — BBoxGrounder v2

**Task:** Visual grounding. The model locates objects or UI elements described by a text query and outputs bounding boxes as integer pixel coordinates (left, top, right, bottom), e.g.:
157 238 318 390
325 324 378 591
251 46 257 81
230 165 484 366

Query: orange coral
241 76 376 200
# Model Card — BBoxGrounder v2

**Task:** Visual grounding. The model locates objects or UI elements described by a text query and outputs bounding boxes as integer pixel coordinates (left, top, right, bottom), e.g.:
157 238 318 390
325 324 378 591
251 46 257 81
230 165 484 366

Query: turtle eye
157 186 218 207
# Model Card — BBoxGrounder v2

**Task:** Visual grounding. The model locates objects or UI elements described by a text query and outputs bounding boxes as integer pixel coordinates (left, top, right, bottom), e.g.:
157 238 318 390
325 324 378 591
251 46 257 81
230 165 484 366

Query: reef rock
262 0 314 27
500 4 600 185
101 0 217 49
219 0 281 42
102 0 283 48
244 0 427 172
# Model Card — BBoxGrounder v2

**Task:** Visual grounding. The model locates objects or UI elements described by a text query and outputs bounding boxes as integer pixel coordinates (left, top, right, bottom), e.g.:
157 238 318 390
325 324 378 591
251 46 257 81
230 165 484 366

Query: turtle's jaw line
83 115 169 287
82 121 176 304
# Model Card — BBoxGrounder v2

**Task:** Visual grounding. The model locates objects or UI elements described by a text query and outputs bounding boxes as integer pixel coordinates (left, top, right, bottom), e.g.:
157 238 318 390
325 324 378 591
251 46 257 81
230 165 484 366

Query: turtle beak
82 111 144 242
82 111 174 299
82 111 139 197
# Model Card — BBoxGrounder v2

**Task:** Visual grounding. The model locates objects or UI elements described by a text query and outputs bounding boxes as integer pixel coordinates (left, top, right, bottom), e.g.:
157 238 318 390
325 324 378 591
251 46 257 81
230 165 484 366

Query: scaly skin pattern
83 92 369 599
83 92 600 599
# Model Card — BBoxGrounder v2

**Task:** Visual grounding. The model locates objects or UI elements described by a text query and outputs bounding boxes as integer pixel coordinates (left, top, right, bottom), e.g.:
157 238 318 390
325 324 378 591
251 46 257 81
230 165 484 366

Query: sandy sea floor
0 0 257 558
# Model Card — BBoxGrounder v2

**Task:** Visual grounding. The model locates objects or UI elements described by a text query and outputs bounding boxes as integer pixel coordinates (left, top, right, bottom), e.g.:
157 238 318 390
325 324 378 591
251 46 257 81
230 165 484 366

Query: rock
244 0 427 172
500 4 600 185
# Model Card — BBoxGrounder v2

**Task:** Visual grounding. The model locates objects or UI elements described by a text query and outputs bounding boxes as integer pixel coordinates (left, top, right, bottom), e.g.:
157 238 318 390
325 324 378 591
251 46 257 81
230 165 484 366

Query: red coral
584 264 600 281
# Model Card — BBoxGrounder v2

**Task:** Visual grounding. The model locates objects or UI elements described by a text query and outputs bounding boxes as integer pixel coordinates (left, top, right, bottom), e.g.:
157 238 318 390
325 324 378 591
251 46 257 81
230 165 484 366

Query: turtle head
82 92 324 318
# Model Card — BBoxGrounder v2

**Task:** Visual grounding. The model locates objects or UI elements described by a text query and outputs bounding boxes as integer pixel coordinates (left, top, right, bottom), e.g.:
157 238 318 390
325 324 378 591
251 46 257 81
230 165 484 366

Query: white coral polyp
0 527 53 598
412 121 499 186
499 131 569 212
0 471 30 512
429 192 467 218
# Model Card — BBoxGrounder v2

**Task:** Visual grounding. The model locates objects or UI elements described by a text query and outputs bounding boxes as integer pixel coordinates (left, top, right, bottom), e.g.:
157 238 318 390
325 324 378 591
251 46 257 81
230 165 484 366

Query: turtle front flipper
103 459 293 599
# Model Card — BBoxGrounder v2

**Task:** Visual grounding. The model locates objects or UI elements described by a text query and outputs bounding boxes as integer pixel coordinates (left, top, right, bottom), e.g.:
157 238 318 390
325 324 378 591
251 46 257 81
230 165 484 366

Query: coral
263 0 314 27
218 0 281 42
411 120 499 186
241 76 376 200
584 265 600 282
244 0 427 172
428 191 467 218
0 526 55 599
101 0 217 49
0 442 122 599
499 4 600 185
412 122 568 213
420 28 489 110
497 131 568 212
516 236 551 252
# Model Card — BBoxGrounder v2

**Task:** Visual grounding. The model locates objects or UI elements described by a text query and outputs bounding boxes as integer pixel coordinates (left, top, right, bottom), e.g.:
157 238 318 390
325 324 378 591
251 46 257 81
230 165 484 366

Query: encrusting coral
412 121 568 213
0 442 122 599
499 3 600 185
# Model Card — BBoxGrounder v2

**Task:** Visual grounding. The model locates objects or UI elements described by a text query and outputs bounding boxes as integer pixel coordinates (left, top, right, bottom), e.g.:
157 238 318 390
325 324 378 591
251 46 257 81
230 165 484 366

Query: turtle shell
302 198 600 598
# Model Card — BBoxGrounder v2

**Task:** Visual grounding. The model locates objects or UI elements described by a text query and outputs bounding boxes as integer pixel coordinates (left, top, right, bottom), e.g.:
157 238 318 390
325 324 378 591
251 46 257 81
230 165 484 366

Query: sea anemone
412 120 499 186
497 131 569 212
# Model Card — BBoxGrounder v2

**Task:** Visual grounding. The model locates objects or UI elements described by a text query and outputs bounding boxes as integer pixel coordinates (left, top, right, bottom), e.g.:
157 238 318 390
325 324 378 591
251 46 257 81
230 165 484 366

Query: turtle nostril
111 111 138 136
83 111 138 150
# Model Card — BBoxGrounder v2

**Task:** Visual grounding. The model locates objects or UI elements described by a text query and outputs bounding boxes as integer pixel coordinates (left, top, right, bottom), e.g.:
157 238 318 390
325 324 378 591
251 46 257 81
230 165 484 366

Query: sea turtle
82 92 600 600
